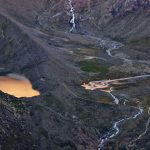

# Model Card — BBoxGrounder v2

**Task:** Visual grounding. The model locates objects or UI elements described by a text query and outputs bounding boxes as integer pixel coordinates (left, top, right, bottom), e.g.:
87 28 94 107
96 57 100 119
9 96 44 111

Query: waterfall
68 0 76 32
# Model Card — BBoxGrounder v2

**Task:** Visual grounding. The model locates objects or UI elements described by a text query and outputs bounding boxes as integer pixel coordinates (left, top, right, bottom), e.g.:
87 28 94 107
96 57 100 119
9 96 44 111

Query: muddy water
0 73 40 98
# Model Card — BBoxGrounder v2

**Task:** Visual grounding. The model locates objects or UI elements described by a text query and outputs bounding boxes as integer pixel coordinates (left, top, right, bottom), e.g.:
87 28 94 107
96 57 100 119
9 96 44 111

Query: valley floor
0 8 150 150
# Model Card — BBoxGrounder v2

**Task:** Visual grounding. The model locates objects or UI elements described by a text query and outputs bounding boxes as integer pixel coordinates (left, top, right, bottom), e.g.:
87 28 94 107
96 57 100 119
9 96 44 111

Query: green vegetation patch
129 37 150 45
79 59 108 74
45 95 67 113
127 37 150 52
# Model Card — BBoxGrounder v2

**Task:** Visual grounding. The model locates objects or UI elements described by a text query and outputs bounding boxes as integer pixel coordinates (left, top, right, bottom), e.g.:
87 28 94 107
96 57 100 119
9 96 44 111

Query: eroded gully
81 38 150 149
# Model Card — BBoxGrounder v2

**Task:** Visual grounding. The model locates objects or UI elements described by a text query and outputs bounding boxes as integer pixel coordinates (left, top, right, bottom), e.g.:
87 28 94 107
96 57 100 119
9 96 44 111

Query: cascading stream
97 39 123 57
82 76 145 149
132 107 150 143
68 0 76 32
81 38 150 149
82 75 150 105
98 106 143 150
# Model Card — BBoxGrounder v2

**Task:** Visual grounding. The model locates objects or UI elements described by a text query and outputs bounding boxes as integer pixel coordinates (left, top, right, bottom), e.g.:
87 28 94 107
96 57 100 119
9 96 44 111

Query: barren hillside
0 0 150 150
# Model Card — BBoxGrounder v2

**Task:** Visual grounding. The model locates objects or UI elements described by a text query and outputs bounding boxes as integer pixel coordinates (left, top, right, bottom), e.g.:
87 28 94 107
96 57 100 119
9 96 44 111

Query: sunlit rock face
0 74 40 98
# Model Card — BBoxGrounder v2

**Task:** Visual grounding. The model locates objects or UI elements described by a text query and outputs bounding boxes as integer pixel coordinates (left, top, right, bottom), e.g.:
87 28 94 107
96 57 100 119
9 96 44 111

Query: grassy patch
81 91 97 102
45 95 57 106
127 37 150 52
80 59 108 74
129 37 150 44
45 95 66 113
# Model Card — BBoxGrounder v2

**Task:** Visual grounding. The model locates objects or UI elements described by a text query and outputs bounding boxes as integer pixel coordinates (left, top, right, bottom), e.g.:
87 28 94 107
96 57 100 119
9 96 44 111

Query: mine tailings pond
0 73 40 98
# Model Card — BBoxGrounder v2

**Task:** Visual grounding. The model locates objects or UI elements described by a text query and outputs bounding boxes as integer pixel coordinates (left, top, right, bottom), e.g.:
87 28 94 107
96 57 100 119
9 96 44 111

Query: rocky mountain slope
0 0 150 39
0 0 150 150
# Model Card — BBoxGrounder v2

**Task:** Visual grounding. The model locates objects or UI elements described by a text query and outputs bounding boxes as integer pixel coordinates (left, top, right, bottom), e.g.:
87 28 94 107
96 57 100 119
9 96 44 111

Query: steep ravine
82 39 150 149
